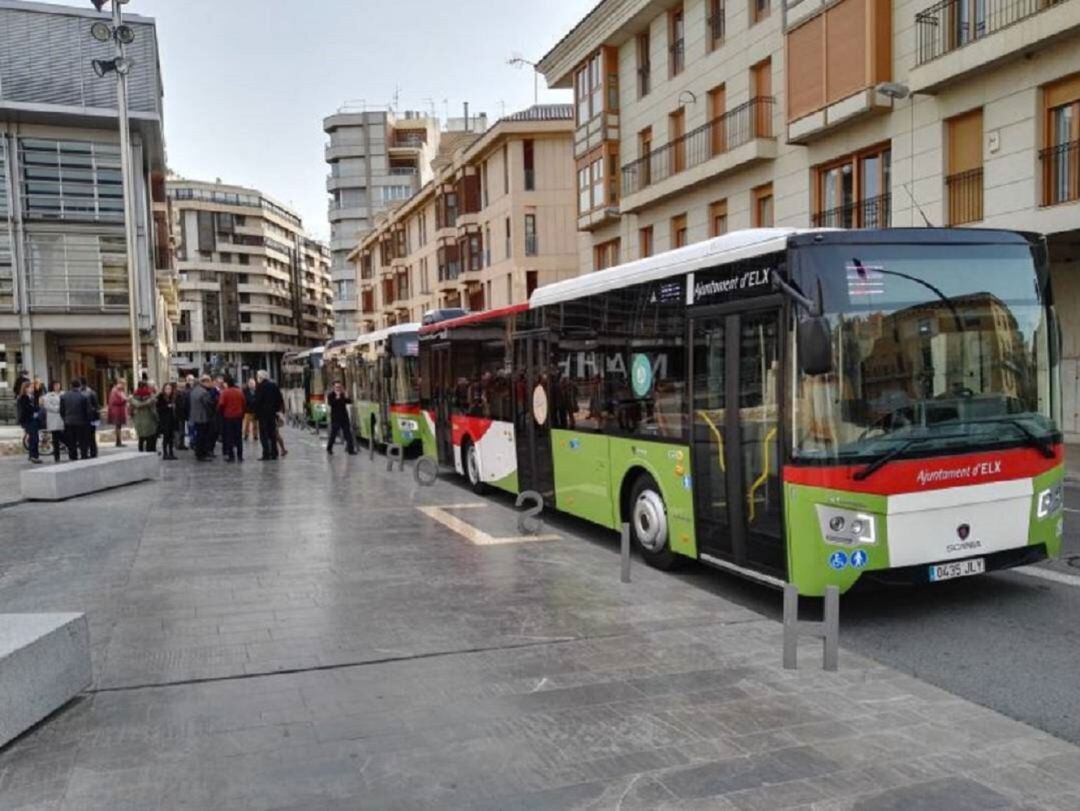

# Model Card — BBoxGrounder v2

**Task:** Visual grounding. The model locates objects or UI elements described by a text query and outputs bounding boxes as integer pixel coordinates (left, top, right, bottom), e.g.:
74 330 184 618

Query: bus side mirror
798 317 833 376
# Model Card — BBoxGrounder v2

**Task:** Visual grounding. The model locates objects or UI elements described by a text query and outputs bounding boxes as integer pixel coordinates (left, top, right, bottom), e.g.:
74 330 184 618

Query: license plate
929 557 986 582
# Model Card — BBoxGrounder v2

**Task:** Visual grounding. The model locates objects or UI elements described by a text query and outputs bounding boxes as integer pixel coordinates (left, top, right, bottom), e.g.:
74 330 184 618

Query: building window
590 158 603 210
18 138 124 222
668 6 685 77
524 213 537 256
709 200 728 237
505 217 511 259
1042 74 1080 206
671 213 688 248
751 0 769 25
669 108 686 174
751 58 772 137
578 165 591 213
503 143 509 194
593 238 620 271
526 270 539 297
752 184 773 227
484 223 492 266
481 160 489 208
523 139 535 191
575 51 604 125
814 144 891 228
639 225 654 258
506 273 513 303
946 108 984 225
637 31 651 98
708 0 725 50
708 85 726 155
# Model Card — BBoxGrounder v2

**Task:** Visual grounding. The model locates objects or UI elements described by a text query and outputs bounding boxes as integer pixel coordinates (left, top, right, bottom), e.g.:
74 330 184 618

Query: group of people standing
16 369 287 465
15 376 100 463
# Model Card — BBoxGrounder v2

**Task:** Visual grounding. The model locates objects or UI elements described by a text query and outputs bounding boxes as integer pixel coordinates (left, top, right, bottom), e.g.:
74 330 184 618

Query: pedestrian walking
253 370 284 461
175 376 192 450
108 379 129 447
16 381 42 464
130 380 159 453
206 377 223 457
60 378 92 460
41 381 67 463
189 375 214 461
325 380 357 455
82 379 100 458
243 378 259 443
157 382 179 460
218 377 246 462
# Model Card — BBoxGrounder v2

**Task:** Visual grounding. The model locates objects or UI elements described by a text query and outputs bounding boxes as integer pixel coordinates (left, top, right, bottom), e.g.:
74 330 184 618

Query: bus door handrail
695 409 726 472
747 426 778 523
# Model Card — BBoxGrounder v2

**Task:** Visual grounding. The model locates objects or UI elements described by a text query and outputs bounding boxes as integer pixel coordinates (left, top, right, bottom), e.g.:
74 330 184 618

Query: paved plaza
1 428 1079 809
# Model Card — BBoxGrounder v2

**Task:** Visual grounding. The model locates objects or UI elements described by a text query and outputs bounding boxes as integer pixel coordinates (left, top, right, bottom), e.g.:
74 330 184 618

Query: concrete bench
19 451 158 501
0 613 91 747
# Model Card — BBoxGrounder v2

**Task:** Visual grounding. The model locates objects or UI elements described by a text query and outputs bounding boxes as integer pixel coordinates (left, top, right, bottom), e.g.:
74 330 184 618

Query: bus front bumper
860 544 1049 588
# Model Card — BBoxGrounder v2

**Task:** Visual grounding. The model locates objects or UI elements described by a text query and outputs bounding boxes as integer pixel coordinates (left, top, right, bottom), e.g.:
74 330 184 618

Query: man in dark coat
188 375 214 461
253 370 284 461
81 380 100 458
325 380 356 455
59 378 92 460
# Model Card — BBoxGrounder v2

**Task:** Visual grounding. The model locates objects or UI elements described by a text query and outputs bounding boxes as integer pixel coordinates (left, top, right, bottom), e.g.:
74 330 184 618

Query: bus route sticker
828 550 848 570
850 549 868 569
631 353 653 397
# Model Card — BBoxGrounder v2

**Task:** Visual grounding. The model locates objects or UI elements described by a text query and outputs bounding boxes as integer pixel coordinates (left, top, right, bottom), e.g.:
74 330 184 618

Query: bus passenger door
691 307 785 579
432 343 454 467
513 334 555 502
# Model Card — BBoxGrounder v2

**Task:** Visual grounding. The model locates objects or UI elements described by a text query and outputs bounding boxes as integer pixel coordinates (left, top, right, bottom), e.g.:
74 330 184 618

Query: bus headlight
1037 483 1064 518
817 506 877 545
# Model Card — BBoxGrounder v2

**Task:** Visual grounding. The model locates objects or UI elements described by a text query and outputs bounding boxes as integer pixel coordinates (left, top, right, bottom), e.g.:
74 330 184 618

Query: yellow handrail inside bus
695 409 725 473
746 426 778 523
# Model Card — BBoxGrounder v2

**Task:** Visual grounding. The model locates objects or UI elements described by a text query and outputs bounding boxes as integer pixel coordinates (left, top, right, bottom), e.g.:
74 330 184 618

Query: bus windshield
793 241 1058 463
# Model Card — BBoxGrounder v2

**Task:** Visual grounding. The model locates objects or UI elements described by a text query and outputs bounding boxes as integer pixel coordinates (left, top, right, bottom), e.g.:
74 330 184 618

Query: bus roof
352 321 421 347
418 303 528 335
528 227 823 309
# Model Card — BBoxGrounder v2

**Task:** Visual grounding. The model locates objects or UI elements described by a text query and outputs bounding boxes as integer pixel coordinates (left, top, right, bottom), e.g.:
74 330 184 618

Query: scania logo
957 524 970 540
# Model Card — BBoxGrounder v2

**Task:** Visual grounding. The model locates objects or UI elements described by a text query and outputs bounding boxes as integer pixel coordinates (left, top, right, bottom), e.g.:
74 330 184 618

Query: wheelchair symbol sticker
828 551 848 570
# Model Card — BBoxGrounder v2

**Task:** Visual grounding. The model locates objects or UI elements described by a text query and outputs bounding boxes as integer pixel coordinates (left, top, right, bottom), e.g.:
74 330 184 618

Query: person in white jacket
41 381 67 463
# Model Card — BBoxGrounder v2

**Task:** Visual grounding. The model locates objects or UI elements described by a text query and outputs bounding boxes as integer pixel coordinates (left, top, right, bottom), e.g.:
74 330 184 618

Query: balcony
946 167 984 225
911 0 1078 93
1040 140 1080 207
620 98 776 213
811 194 892 228
327 173 366 192
389 167 418 177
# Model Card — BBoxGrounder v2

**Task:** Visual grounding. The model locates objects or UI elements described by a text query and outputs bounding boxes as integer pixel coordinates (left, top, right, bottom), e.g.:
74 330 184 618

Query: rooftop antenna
391 86 401 113
442 98 449 124
422 97 436 119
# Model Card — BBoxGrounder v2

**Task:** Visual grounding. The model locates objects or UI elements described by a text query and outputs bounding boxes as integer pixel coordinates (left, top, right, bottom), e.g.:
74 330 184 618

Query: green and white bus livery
347 323 426 451
419 227 1063 596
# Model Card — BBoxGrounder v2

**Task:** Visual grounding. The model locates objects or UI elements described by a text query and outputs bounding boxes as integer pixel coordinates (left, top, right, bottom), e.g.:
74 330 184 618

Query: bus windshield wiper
852 438 924 481
1000 418 1056 458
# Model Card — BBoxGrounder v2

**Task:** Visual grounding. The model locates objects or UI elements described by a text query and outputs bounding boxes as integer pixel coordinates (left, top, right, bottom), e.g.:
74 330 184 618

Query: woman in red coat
107 379 129 447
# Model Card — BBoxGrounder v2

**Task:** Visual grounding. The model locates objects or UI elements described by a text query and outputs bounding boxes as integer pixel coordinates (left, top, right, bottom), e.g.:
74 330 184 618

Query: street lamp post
507 56 540 106
89 0 142 383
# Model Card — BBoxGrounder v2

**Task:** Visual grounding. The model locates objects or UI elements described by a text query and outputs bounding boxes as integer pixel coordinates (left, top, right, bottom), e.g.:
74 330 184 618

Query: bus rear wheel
628 474 678 570
464 441 486 494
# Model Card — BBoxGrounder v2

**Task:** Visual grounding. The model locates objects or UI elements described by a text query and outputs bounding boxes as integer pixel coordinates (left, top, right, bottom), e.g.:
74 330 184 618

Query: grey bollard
368 434 376 461
782 583 840 671
620 522 631 583
516 490 543 535
386 443 404 472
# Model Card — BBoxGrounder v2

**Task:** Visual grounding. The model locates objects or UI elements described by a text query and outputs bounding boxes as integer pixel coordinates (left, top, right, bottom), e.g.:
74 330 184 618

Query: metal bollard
368 435 376 461
385 443 404 472
620 522 631 583
782 584 840 672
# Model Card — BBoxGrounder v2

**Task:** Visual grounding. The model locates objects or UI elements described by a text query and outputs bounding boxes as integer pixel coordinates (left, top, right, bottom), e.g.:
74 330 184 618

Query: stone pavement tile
724 777 827 810
1033 750 1080 787
846 775 1014 810
656 745 843 800
968 762 1078 805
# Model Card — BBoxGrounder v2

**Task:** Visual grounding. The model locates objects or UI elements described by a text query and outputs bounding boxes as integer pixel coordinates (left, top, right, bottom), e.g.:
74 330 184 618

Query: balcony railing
622 97 774 196
389 167 418 176
915 0 1068 64
812 193 892 228
1040 140 1080 206
393 134 425 148
946 167 984 225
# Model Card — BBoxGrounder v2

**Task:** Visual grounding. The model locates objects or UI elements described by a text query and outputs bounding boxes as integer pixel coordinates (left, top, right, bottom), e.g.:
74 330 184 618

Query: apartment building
349 105 579 331
0 0 178 402
168 179 333 381
323 109 443 339
538 0 1080 434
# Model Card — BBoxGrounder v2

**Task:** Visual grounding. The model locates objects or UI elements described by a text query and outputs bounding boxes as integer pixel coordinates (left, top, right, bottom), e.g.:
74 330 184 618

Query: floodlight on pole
507 56 540 106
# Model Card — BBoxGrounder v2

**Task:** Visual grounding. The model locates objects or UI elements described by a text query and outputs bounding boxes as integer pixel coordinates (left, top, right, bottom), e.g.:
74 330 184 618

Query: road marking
1011 565 1080 588
1064 508 1080 514
416 505 561 546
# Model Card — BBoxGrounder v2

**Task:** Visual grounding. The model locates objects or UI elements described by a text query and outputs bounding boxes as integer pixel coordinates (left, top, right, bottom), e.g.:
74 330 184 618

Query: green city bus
419 227 1063 595
347 322 424 450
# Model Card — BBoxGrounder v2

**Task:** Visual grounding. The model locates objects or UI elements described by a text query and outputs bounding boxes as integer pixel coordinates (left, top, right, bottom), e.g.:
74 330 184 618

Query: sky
41 0 596 240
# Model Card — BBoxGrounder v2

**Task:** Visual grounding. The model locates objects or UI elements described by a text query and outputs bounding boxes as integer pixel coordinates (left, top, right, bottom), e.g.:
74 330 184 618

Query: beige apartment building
538 0 1080 436
168 179 333 381
349 105 579 330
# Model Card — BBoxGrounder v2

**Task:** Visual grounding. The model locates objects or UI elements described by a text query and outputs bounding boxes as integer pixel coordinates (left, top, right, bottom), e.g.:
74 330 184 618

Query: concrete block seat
19 451 158 501
0 613 91 748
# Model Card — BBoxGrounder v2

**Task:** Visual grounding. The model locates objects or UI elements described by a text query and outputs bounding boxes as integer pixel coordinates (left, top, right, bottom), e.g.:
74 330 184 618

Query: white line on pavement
1011 565 1080 588
1064 508 1080 514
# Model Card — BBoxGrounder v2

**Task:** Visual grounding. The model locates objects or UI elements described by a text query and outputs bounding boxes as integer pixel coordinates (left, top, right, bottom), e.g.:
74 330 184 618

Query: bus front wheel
628 475 677 570
464 441 486 494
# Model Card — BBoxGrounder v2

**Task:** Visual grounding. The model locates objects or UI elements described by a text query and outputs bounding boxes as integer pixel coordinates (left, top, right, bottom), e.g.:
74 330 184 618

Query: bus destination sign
691 263 775 306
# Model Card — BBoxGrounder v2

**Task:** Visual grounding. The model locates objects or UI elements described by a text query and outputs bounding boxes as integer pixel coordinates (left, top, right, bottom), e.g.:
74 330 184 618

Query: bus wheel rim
633 490 667 553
